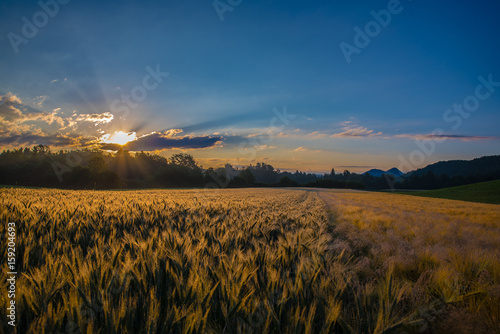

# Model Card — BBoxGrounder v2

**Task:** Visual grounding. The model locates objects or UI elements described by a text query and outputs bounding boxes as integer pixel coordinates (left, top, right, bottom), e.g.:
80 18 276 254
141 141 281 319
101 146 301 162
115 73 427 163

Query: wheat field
0 188 499 333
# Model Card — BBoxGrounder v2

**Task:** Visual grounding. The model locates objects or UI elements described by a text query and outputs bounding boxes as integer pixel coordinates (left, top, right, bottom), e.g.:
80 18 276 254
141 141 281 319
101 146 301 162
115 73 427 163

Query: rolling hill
408 155 500 178
398 179 500 204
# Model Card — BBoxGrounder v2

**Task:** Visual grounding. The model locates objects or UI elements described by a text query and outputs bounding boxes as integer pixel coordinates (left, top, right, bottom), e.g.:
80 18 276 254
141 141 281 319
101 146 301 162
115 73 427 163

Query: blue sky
1 0 499 173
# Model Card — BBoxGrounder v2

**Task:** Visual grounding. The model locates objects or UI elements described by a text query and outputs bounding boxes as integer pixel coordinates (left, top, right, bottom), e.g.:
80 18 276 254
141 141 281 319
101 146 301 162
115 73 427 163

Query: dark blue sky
1 0 499 172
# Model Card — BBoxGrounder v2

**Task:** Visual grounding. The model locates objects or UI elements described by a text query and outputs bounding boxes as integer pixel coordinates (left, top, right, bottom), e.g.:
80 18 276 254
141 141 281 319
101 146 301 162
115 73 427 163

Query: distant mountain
408 155 500 178
364 168 403 177
387 168 404 177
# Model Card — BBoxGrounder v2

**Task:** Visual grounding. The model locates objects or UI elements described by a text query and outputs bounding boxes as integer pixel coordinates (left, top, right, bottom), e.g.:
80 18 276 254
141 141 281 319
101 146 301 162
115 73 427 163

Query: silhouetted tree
276 176 299 187
239 168 255 184
170 153 199 169
88 156 106 173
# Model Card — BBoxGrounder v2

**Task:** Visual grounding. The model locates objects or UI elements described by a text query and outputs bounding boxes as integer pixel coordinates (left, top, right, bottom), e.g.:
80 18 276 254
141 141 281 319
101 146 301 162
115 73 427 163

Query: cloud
255 144 276 150
394 133 499 141
0 94 24 122
0 93 22 105
293 146 322 153
0 93 119 148
161 129 184 138
33 96 48 107
331 126 382 138
99 132 222 151
75 112 114 125
0 94 223 151
0 131 97 148
329 122 497 141
0 93 66 128
306 131 328 138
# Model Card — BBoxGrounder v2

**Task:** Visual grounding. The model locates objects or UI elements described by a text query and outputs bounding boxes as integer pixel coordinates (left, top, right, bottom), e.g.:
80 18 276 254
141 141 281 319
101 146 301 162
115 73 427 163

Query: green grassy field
397 179 500 204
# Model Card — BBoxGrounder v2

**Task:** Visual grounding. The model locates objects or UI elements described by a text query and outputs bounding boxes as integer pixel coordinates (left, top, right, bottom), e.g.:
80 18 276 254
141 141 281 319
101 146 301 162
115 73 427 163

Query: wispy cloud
293 147 322 153
32 96 48 107
306 131 328 138
75 112 114 125
394 133 499 141
331 126 382 138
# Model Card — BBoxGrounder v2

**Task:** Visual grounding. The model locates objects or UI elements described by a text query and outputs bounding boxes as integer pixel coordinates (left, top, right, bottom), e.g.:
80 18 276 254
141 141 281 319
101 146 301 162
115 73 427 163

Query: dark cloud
0 132 96 148
100 133 222 151
395 134 499 141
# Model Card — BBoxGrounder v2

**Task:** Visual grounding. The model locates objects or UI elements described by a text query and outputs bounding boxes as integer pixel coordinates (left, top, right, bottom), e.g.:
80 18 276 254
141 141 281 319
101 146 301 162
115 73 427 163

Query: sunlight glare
101 131 137 146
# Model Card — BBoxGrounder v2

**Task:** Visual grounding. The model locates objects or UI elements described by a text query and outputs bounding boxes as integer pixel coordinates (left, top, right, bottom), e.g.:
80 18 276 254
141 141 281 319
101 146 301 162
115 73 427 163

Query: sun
101 131 137 146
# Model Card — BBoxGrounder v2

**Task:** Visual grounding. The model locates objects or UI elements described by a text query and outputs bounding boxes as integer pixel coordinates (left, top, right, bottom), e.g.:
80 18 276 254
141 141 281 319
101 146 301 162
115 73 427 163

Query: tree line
0 146 497 190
